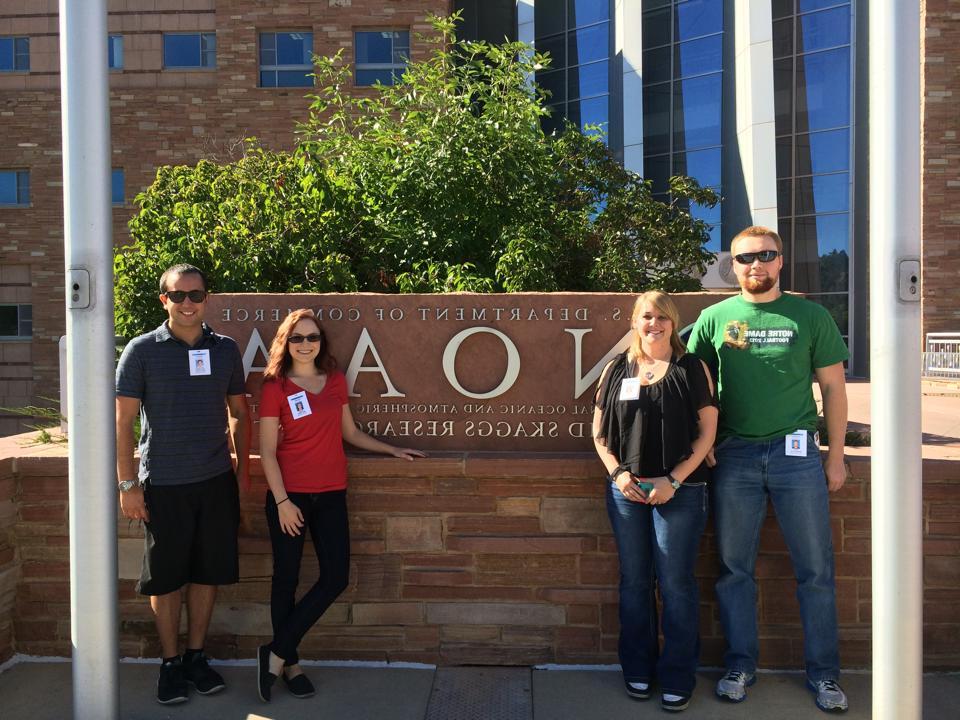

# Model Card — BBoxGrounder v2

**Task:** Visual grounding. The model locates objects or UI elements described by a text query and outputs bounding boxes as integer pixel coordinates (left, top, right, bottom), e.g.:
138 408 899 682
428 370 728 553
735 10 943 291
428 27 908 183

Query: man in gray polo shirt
116 263 250 705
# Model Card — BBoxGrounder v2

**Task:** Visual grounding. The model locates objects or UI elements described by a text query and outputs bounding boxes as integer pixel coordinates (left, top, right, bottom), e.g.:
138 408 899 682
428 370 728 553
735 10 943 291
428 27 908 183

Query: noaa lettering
442 327 521 400
212 293 723 451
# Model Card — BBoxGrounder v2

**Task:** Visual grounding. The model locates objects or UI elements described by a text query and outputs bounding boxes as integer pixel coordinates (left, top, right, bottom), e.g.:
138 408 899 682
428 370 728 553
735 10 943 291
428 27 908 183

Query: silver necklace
637 359 657 381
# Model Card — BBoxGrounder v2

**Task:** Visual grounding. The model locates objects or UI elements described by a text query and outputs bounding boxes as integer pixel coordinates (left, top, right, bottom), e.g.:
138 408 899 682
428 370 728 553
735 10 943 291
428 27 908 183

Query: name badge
785 429 807 457
188 349 211 376
287 391 312 419
619 378 641 401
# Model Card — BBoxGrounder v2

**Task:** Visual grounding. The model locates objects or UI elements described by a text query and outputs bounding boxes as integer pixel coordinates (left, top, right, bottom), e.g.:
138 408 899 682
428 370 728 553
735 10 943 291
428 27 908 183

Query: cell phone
635 479 654 492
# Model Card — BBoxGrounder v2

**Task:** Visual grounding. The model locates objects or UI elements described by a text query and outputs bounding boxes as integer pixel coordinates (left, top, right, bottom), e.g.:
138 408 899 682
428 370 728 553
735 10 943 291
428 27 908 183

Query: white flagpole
59 0 119 718
869 2 923 719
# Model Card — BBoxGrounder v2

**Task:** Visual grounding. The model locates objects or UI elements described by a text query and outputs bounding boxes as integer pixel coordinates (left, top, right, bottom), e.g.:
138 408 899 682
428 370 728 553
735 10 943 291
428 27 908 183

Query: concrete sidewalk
814 378 960 460
1 659 958 719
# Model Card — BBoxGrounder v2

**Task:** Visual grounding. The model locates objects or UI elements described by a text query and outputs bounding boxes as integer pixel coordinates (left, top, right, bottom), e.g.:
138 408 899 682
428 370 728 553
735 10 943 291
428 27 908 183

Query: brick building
0 0 958 433
0 0 452 435
922 0 960 337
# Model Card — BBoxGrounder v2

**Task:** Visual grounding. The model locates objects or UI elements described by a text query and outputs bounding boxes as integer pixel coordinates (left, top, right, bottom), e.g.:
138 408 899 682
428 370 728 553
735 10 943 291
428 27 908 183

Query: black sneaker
183 651 226 695
282 670 316 699
157 658 189 705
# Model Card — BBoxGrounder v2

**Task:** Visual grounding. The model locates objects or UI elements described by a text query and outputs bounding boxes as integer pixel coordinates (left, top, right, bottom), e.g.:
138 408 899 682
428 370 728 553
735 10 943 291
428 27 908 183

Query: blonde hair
627 291 686 363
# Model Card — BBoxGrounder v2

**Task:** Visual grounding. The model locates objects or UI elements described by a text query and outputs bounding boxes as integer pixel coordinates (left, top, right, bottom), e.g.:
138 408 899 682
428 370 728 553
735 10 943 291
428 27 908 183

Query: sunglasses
163 290 207 303
288 333 323 344
733 250 780 264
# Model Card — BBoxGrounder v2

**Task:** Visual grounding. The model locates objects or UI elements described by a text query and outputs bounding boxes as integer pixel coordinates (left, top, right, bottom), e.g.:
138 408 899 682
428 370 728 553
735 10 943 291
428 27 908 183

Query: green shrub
115 14 718 338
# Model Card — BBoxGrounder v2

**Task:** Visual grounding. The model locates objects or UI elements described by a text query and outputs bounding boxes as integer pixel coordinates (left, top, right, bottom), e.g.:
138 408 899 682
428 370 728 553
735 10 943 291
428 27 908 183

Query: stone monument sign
207 293 726 451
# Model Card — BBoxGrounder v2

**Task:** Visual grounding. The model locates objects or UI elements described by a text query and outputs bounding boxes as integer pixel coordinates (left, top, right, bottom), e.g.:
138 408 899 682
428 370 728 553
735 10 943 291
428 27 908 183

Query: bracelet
276 497 290 506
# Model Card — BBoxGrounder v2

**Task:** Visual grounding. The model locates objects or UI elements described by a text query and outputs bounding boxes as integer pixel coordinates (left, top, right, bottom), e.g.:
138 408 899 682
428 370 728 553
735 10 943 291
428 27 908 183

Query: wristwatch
117 479 141 492
666 472 681 490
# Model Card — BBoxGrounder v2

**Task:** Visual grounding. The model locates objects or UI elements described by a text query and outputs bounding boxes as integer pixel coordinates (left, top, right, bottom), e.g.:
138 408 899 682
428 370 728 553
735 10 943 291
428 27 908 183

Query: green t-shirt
687 293 849 441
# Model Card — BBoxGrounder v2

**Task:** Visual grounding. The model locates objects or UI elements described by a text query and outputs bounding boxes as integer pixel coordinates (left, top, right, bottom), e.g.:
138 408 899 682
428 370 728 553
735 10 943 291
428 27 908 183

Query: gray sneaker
808 679 849 713
716 670 755 702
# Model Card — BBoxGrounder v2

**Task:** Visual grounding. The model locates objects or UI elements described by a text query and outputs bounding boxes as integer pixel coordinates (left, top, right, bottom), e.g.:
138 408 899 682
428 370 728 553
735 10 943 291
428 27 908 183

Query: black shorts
137 469 240 596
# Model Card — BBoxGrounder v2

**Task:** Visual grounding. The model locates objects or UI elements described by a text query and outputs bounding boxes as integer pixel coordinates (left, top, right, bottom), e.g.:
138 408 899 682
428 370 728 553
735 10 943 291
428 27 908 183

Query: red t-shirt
259 372 349 493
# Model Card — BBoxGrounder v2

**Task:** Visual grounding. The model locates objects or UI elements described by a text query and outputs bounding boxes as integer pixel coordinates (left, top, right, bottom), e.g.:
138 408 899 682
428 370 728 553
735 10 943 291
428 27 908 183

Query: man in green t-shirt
688 226 850 714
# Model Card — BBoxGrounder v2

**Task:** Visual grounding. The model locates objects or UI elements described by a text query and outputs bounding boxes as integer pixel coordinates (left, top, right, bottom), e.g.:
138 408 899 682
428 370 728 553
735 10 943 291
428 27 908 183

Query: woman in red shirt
256 308 424 702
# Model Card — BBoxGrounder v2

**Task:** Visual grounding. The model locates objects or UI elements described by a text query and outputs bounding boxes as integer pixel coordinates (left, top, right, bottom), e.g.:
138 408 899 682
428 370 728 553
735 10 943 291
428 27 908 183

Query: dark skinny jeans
265 489 350 665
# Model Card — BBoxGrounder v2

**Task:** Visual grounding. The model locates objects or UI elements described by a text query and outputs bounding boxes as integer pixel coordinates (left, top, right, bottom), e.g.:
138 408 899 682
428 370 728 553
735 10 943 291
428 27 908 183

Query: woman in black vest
593 291 717 712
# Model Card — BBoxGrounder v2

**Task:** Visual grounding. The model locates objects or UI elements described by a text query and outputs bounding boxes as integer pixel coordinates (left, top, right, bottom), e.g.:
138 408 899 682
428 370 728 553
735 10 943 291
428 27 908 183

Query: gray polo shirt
116 322 247 486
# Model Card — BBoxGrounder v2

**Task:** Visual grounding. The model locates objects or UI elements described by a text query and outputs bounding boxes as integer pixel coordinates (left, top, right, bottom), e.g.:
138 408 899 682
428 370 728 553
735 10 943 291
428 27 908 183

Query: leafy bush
115 14 718 338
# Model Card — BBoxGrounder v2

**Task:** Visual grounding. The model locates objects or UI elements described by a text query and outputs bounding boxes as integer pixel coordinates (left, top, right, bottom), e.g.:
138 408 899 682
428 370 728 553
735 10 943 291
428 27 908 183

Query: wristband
276 497 290 506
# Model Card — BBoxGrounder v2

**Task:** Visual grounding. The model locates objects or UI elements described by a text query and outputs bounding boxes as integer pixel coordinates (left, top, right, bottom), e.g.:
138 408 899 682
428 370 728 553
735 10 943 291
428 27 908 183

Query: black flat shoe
661 692 691 712
256 645 278 702
283 671 316 698
625 679 651 700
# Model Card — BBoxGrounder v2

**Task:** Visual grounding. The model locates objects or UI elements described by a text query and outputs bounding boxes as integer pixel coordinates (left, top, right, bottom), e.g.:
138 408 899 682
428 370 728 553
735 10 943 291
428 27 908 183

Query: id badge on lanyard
619 378 641 401
188 349 211 376
287 390 312 419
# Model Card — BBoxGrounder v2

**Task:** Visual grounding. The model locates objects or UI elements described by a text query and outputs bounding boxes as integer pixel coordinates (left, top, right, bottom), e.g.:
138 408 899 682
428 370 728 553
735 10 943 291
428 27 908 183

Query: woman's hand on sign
391 447 427 461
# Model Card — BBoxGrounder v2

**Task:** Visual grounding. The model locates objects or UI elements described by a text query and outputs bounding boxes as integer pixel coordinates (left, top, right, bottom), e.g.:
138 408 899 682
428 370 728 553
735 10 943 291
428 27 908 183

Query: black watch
666 472 681 490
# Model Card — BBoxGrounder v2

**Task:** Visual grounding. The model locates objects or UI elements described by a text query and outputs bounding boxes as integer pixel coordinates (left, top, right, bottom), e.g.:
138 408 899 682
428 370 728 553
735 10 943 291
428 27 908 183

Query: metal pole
59 0 119 718
869 2 923 719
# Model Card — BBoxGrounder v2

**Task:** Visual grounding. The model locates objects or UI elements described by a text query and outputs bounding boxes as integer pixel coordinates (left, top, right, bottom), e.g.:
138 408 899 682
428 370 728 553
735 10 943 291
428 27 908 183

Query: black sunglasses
733 250 780 264
163 290 207 303
288 333 323 344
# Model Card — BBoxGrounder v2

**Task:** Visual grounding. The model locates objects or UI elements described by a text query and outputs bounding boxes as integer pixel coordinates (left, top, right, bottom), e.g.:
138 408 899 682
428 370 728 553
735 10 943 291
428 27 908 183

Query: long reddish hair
263 309 337 381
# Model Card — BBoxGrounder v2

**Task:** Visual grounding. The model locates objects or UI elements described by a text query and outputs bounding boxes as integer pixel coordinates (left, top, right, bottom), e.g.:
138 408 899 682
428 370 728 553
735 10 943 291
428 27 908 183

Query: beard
742 275 777 293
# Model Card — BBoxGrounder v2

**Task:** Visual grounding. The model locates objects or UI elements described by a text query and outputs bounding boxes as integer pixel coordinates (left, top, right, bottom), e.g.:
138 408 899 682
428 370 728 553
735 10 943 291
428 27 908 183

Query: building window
163 32 216 69
773 0 853 340
259 32 314 87
355 30 410 86
0 171 29 206
0 36 29 72
108 35 123 70
641 0 724 251
0 304 32 339
535 0 611 138
112 169 124 205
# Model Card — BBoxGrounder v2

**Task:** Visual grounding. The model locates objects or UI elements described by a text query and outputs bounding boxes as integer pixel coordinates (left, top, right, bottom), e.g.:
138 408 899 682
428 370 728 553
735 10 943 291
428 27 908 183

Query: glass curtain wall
641 0 724 251
773 0 854 341
535 0 613 138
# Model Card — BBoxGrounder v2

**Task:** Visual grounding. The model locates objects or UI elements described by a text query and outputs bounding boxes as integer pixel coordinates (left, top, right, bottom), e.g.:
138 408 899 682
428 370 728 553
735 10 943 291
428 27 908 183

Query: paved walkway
812 378 960 460
0 659 958 719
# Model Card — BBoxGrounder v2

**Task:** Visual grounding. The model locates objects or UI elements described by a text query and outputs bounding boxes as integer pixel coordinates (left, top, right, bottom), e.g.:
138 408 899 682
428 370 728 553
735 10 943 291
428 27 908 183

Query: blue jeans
606 480 708 694
712 432 840 682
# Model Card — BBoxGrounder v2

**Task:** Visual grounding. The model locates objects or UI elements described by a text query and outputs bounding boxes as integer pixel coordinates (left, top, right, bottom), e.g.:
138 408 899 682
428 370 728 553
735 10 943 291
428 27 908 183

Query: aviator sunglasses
288 333 323 344
733 250 780 264
163 289 207 303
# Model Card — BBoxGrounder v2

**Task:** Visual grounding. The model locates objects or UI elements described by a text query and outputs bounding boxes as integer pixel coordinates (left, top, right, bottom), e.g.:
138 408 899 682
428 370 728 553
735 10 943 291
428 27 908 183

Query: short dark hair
159 264 208 293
